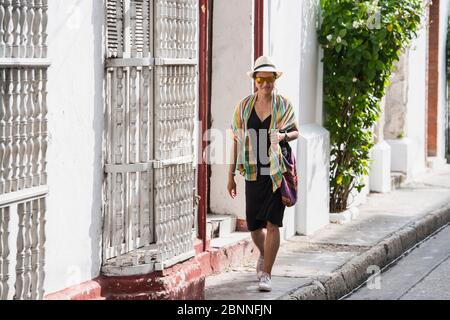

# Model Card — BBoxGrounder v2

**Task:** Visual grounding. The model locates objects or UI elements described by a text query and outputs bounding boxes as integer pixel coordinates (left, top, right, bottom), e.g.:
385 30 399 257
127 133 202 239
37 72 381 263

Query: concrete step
391 172 406 190
201 231 257 279
209 231 251 249
206 214 237 240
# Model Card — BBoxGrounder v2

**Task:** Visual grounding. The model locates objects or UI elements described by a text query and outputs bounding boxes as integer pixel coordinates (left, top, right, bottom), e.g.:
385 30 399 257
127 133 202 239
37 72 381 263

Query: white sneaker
258 272 272 292
256 256 264 280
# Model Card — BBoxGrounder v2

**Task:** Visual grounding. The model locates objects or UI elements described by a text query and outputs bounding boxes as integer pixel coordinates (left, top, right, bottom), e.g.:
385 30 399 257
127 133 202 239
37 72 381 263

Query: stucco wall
383 12 430 179
209 0 253 219
268 0 329 236
266 0 322 125
266 0 302 120
384 54 409 140
407 25 428 177
265 0 303 238
45 0 104 294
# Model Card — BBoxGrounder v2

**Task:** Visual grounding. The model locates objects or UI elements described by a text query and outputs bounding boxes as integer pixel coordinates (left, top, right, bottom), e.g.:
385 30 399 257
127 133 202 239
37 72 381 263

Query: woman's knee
251 228 264 235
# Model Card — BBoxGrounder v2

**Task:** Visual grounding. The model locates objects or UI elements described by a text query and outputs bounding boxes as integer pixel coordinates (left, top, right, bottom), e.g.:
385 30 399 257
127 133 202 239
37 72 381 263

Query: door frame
198 0 212 251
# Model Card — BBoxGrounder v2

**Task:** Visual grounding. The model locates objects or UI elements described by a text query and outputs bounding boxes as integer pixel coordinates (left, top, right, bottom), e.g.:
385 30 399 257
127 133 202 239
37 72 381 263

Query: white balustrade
0 0 47 59
154 0 197 60
153 163 194 266
0 4 4 57
0 0 48 300
154 65 195 161
103 0 198 273
25 0 34 59
25 68 34 189
104 65 156 261
32 0 41 59
3 1 13 58
39 69 46 185
0 191 46 300
0 67 47 196
0 206 10 299
18 0 27 59
11 68 19 192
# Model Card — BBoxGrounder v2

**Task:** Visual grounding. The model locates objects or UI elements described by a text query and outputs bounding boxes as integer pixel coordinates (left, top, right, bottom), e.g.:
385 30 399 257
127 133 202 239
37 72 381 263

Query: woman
228 56 299 292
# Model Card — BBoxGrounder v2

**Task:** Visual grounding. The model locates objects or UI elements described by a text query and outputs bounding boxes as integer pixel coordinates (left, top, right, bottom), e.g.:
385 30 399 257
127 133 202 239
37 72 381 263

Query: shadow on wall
89 0 104 278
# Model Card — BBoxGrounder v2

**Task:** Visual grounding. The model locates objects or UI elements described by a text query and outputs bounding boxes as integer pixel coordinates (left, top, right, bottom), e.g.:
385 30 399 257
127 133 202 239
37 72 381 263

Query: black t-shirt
247 107 272 170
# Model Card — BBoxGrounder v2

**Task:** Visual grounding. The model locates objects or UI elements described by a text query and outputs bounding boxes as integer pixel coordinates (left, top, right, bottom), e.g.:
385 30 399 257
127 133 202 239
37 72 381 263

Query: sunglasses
255 76 276 84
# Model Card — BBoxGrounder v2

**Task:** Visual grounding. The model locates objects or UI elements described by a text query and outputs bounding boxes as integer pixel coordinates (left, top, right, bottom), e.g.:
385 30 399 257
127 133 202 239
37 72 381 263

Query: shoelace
260 273 271 284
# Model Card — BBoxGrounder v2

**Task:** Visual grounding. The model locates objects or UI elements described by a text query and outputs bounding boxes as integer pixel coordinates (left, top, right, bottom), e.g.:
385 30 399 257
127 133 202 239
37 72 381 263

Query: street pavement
345 224 450 300
205 165 450 300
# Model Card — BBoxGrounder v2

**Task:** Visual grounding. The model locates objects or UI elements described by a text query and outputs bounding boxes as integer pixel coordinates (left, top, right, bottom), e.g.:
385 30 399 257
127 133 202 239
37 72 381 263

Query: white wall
267 0 323 125
266 0 302 238
407 24 428 177
266 0 302 119
267 0 329 236
438 0 449 159
45 0 104 294
209 0 253 219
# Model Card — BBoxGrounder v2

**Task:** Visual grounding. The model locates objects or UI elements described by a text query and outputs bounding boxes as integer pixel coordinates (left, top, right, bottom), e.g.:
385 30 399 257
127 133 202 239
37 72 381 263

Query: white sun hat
247 55 283 79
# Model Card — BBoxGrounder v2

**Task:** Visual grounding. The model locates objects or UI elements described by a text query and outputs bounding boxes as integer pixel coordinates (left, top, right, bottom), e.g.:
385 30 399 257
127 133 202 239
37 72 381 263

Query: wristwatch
283 132 288 142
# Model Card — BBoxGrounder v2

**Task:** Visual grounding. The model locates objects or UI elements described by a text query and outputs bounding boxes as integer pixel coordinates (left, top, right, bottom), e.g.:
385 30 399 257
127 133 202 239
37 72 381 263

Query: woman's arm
272 127 299 144
284 129 299 142
229 138 238 178
227 139 238 199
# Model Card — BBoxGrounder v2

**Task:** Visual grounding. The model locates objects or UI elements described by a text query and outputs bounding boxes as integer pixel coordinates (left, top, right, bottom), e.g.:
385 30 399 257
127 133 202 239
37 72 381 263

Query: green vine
318 0 427 212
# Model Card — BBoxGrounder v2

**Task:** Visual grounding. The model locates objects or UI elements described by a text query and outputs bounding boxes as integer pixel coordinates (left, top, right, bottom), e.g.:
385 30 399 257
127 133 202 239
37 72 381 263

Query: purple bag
280 141 298 207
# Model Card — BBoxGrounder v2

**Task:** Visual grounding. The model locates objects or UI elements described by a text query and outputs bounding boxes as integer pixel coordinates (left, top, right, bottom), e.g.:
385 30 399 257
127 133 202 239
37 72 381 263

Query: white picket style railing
0 0 49 300
103 0 198 275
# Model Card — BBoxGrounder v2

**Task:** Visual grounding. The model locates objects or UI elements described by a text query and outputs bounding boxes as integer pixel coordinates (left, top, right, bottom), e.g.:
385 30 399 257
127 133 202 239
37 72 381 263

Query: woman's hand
270 130 285 145
227 176 237 199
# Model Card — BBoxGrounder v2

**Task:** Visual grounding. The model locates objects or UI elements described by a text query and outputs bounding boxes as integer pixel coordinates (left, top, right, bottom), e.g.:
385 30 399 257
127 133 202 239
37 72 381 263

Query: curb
45 235 257 300
279 203 450 300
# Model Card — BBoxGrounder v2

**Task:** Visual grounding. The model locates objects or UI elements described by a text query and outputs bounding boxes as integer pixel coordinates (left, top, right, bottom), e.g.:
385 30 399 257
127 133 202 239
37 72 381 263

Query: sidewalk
204 165 450 300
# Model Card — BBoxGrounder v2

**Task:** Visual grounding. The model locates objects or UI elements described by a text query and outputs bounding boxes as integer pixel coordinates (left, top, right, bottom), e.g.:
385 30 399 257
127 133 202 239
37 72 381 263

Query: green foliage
318 0 426 212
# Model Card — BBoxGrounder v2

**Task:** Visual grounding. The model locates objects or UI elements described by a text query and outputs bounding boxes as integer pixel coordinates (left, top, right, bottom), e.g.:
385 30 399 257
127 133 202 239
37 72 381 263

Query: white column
297 124 330 235
370 97 391 193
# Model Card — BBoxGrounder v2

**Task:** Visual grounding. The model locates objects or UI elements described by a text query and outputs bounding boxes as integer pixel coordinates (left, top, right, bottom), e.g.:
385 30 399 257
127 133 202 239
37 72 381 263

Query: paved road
345 224 450 300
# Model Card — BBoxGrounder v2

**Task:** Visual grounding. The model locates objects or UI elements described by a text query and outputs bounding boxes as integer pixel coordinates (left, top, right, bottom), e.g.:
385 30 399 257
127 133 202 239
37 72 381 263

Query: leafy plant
318 0 427 212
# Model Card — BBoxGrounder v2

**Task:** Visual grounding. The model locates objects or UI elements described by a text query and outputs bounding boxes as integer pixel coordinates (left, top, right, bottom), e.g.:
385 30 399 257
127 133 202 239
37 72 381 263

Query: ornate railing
0 187 47 300
0 67 48 195
103 0 198 275
154 0 197 59
0 0 48 60
103 65 155 262
0 0 49 300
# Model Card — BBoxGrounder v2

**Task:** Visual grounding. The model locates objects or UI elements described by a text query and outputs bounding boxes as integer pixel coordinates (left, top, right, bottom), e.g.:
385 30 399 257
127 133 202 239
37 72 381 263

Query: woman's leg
251 228 265 257
263 222 280 276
